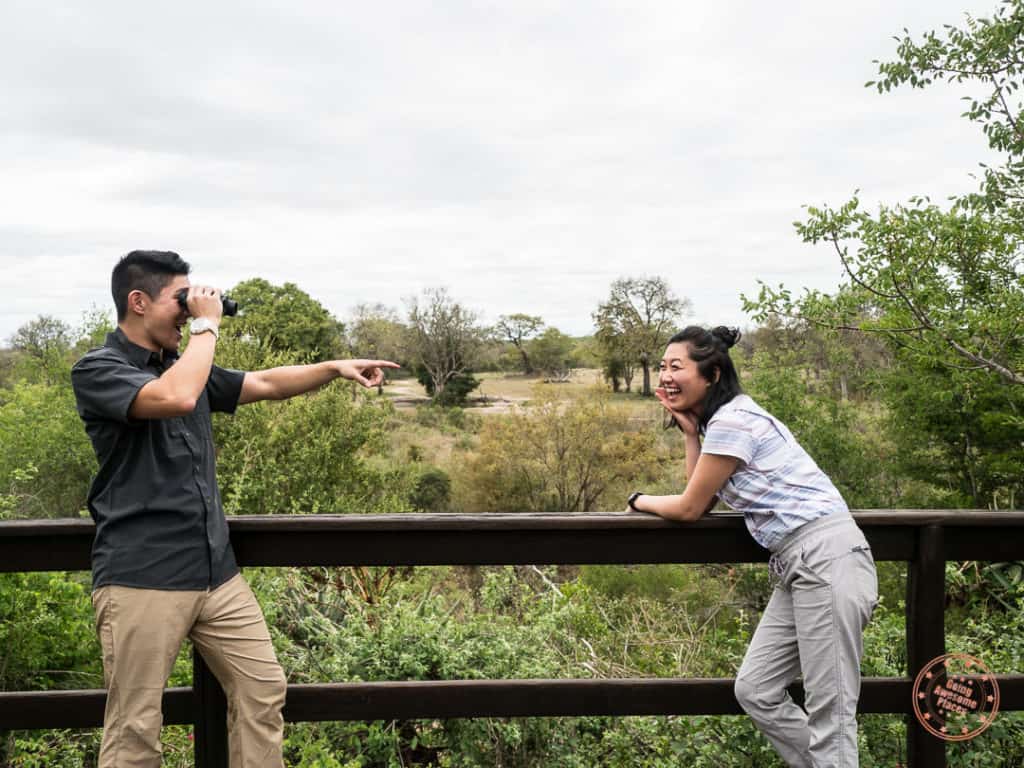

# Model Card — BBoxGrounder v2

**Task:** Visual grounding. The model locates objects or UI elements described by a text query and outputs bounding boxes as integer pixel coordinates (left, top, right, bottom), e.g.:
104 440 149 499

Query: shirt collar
106 327 179 369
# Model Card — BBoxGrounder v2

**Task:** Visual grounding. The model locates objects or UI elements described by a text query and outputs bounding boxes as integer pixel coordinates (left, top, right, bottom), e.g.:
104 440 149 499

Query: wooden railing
2 510 1024 767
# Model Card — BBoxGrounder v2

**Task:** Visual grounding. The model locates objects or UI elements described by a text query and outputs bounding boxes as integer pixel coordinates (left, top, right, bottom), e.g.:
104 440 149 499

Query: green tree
8 315 72 361
406 287 485 405
496 314 545 375
748 199 1024 387
415 365 480 406
741 316 891 402
71 306 115 355
594 327 636 393
223 278 346 362
5 315 78 386
747 3 1024 387
593 277 690 396
347 302 409 394
569 334 602 370
529 327 576 382
881 357 1024 508
872 0 1024 216
347 303 407 362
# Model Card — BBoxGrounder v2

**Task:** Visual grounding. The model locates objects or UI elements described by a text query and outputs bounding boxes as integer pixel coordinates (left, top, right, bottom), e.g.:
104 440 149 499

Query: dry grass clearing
475 369 605 399
385 369 639 414
382 369 667 438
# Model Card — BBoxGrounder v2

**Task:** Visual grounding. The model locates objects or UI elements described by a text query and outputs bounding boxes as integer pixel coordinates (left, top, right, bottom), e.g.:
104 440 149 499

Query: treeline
0 273 697 407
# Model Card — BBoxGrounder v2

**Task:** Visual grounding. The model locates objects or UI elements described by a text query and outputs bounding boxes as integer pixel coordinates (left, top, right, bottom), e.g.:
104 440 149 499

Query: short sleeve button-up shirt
701 394 849 552
71 328 245 591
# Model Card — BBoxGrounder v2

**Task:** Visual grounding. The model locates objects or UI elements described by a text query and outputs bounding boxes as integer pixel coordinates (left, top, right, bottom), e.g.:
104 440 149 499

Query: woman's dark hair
666 325 742 432
111 250 190 321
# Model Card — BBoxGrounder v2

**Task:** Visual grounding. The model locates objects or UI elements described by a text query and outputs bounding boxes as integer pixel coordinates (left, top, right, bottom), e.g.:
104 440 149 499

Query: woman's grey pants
734 513 879 768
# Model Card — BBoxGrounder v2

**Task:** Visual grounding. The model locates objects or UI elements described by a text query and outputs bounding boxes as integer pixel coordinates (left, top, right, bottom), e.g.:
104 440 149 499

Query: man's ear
713 367 721 384
127 289 148 317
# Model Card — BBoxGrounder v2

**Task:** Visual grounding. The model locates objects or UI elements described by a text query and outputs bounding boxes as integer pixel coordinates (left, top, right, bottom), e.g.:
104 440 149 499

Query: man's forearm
255 362 341 400
130 333 217 418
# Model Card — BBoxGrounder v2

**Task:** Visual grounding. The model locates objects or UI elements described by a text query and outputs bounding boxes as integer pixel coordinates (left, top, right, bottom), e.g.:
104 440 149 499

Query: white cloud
0 0 1004 342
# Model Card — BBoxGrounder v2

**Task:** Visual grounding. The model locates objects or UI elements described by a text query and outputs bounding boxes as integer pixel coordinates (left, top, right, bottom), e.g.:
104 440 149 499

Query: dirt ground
385 369 607 414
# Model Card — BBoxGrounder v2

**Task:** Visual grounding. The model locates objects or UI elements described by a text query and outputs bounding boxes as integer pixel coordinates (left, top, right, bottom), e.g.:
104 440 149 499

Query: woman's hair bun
710 326 741 349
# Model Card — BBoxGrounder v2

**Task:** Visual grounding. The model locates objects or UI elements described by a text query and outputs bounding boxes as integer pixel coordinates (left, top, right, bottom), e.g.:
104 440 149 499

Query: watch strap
190 318 220 339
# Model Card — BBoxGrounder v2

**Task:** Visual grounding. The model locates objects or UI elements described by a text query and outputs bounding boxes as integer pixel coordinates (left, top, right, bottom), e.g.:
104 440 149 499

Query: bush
410 467 451 512
416 366 481 407
214 386 411 515
0 383 96 519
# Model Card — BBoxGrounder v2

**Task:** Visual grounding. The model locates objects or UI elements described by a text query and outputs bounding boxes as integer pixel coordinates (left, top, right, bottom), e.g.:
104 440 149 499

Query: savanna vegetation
3 1 1024 765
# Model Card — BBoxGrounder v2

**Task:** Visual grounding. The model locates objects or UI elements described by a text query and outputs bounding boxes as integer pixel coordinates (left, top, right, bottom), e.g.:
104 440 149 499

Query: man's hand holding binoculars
179 285 225 324
175 286 238 320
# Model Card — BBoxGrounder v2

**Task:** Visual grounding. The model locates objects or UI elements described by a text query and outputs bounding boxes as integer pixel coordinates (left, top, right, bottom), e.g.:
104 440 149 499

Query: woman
628 325 878 768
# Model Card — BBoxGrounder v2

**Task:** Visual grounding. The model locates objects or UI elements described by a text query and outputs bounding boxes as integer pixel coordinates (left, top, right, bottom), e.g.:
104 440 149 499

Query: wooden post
906 524 945 767
193 647 229 768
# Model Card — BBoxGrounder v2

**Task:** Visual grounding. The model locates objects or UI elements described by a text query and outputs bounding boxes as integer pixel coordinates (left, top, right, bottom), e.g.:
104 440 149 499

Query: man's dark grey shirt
71 328 245 591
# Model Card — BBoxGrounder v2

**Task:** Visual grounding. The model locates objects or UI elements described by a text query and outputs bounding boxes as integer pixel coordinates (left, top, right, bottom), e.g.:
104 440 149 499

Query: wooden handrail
2 510 1022 767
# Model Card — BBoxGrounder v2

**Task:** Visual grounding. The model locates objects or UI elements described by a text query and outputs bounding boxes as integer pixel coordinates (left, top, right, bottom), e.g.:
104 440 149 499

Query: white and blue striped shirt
701 394 848 551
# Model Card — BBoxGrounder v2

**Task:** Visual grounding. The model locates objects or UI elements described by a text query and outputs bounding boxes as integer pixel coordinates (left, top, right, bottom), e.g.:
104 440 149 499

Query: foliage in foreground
455 387 664 514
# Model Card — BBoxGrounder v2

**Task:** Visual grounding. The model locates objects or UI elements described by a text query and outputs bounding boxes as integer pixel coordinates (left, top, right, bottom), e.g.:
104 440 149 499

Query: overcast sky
0 0 1003 343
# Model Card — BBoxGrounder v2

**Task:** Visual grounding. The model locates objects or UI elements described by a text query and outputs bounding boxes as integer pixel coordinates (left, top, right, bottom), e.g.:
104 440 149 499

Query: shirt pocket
162 418 193 459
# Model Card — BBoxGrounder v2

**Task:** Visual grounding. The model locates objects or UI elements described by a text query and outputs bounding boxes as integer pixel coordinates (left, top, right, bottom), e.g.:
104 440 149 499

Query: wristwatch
627 491 644 512
189 317 219 339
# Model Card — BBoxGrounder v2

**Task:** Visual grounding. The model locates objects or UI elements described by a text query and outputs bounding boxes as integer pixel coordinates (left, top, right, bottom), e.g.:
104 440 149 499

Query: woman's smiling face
658 342 711 414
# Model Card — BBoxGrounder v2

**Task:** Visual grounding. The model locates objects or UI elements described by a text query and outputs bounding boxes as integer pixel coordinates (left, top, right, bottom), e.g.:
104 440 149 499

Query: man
71 250 398 767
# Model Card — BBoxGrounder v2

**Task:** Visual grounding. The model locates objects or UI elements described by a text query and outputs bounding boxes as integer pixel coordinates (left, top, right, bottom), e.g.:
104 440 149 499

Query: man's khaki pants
92 573 287 768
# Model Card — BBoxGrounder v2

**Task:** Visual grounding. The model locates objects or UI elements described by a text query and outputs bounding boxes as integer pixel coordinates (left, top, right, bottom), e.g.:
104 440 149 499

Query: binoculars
175 288 238 317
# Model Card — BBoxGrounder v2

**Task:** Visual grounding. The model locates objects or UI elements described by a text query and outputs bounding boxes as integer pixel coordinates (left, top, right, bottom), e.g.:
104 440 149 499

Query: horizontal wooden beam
0 687 195 730
2 511 1023 573
3 675 1024 730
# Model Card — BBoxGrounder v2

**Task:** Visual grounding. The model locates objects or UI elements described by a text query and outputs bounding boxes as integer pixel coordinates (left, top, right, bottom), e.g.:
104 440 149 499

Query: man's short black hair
111 250 190 321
